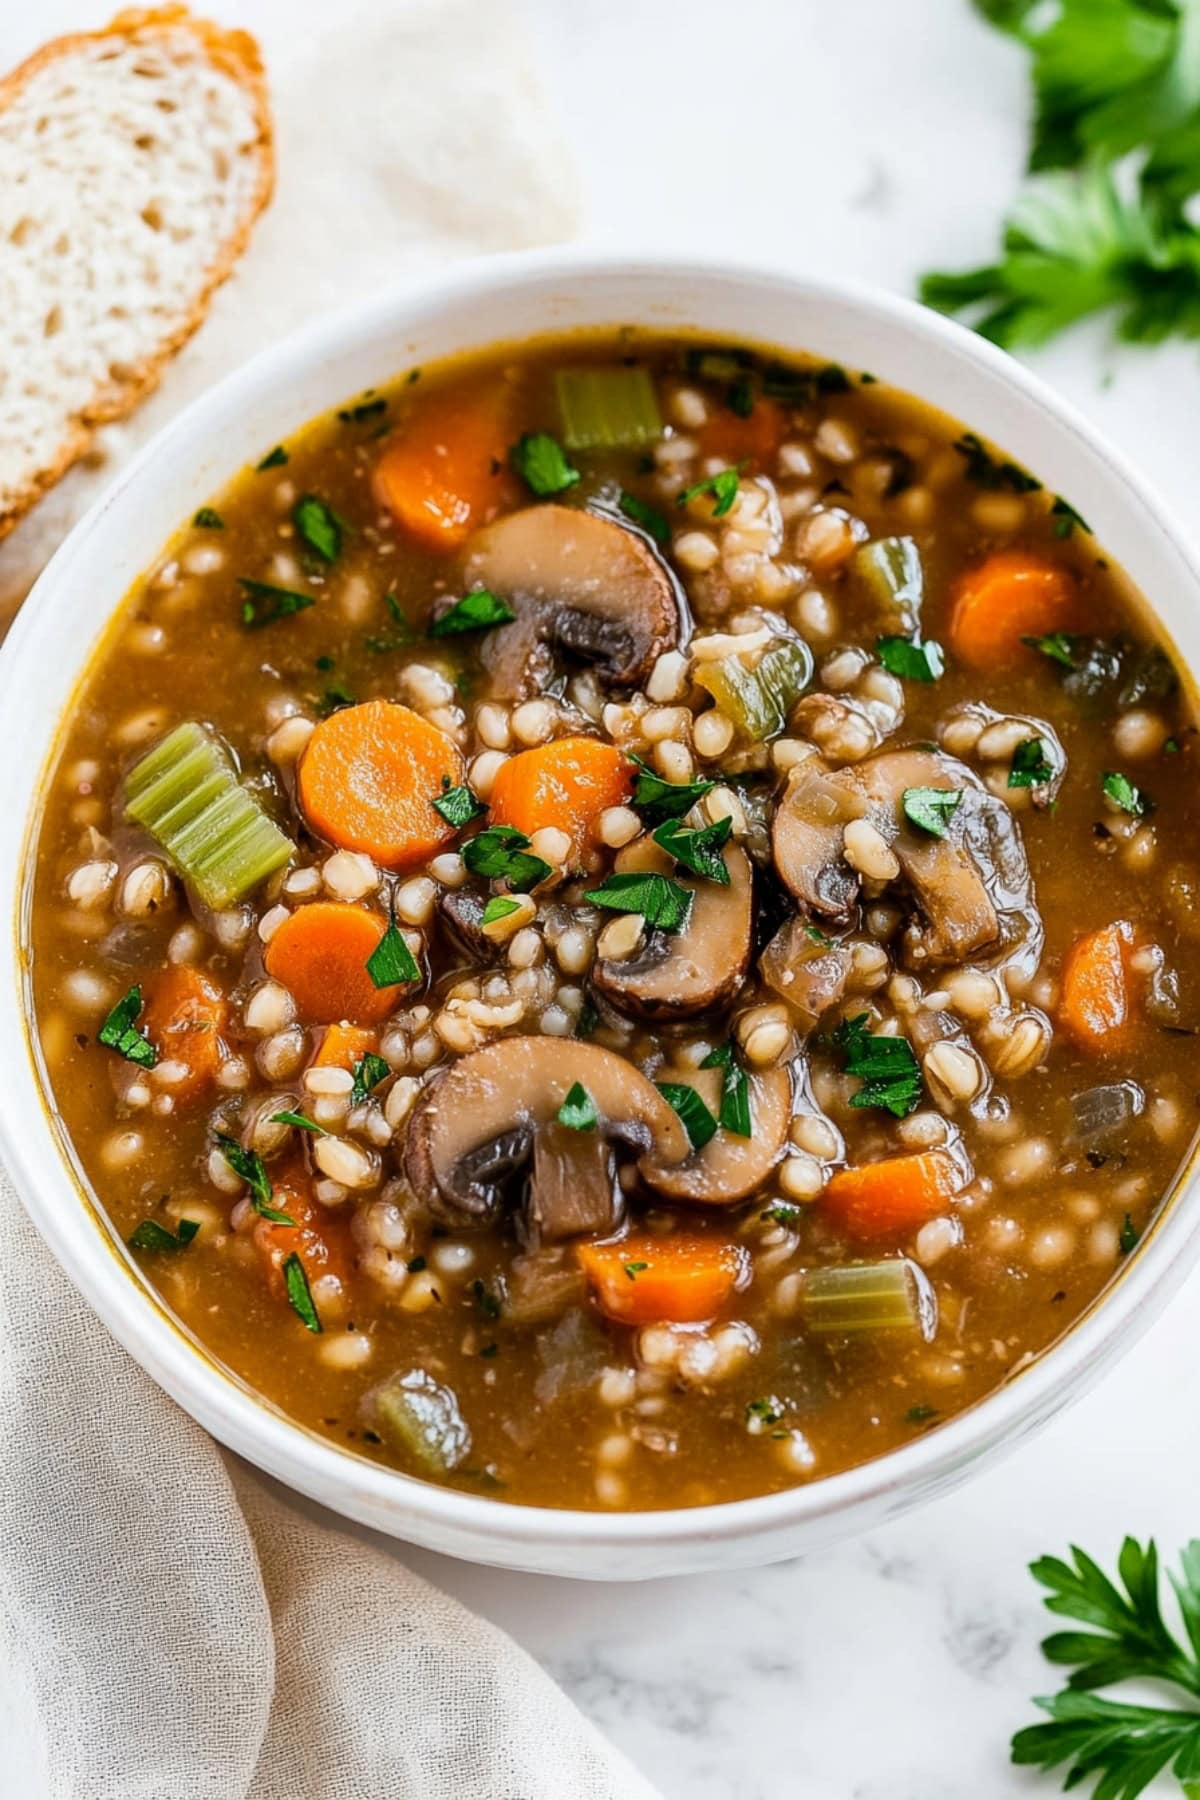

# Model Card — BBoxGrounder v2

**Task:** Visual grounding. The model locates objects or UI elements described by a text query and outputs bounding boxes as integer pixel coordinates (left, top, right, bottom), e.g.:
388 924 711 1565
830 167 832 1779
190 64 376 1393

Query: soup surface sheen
29 332 1200 1510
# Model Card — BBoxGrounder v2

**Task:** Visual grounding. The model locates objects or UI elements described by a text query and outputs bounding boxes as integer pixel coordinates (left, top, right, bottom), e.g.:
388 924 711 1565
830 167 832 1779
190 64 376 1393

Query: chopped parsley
337 395 388 425
350 1052 390 1107
906 1403 938 1424
256 444 288 470
461 825 551 893
618 491 670 544
623 1260 650 1280
192 507 223 529
876 636 945 682
1050 495 1091 538
805 924 832 947
97 984 157 1069
585 870 693 935
746 1397 784 1426
407 1255 427 1274
651 813 732 884
700 1042 752 1137
430 590 516 636
293 493 343 563
1119 1212 1141 1254
834 1013 923 1118
762 1201 802 1227
481 896 522 928
1103 770 1148 816
283 1253 321 1333
726 374 756 418
1009 737 1055 789
316 684 355 717
215 1134 295 1224
239 579 316 630
366 917 421 988
432 783 486 828
655 1081 719 1151
627 753 715 823
677 466 740 517
270 1109 328 1136
902 785 962 837
510 431 580 497
1023 630 1081 669
574 997 600 1040
952 432 1041 493
557 1081 598 1131
472 1278 502 1321
128 1217 200 1253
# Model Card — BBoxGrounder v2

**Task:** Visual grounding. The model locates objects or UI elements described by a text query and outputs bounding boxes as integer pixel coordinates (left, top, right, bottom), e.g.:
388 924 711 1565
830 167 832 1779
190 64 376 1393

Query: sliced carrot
254 1165 352 1302
577 1232 747 1325
488 736 634 853
948 550 1080 671
371 385 515 552
297 699 464 870
141 966 228 1103
264 902 408 1024
1060 920 1136 1054
313 1022 380 1070
698 395 787 469
822 1151 960 1241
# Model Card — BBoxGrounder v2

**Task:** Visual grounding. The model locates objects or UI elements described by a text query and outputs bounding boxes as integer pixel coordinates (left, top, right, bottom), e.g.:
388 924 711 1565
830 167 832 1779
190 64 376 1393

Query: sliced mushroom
526 1122 624 1245
760 917 852 1032
438 887 495 962
403 1036 689 1234
771 745 1040 971
592 837 753 1021
460 505 688 698
641 1065 792 1205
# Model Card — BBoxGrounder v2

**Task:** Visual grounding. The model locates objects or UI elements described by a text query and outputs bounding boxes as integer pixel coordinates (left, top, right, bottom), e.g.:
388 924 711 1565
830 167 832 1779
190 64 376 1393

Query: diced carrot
371 385 515 552
1060 920 1137 1054
488 736 634 854
141 966 228 1103
313 1022 380 1070
698 395 787 469
254 1164 352 1301
948 550 1080 670
577 1232 747 1325
297 699 464 870
822 1151 960 1241
264 902 408 1024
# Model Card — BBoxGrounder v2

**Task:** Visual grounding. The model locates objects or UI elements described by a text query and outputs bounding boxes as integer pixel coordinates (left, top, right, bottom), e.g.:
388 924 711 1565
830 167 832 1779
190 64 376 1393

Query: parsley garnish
1051 495 1092 538
366 918 421 988
906 1403 938 1424
337 395 387 424
762 1202 801 1227
193 507 223 529
627 753 715 823
700 1042 752 1137
256 444 288 470
472 1278 502 1321
97 984 157 1069
1009 737 1055 789
350 1052 390 1106
655 1081 719 1151
951 432 1042 493
876 636 945 682
317 684 355 717
746 1397 784 1426
585 870 693 935
432 783 485 828
652 814 732 884
557 1081 598 1131
623 1260 650 1280
293 494 342 563
726 374 756 418
128 1217 199 1253
239 579 315 630
430 590 516 637
462 826 551 893
510 431 580 497
677 466 740 517
283 1253 321 1332
407 1255 427 1273
618 491 670 544
215 1134 295 1223
1024 630 1081 669
805 924 832 947
575 997 600 1040
1119 1212 1141 1255
270 1109 328 1136
902 786 962 837
1103 770 1148 816
834 1013 923 1118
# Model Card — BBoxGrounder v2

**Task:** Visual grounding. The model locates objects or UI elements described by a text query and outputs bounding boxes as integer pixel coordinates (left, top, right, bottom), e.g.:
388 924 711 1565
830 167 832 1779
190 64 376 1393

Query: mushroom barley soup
29 334 1200 1510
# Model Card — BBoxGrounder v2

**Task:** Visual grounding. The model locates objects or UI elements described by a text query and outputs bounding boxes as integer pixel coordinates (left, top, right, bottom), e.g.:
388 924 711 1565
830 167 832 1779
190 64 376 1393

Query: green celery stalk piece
854 536 924 626
554 367 663 451
694 638 813 740
802 1259 935 1338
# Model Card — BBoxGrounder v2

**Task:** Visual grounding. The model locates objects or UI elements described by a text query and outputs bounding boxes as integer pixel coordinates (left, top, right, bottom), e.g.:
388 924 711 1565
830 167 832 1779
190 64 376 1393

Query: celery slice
125 722 292 908
367 1369 471 1475
694 638 813 740
802 1258 937 1339
554 367 663 451
854 536 924 629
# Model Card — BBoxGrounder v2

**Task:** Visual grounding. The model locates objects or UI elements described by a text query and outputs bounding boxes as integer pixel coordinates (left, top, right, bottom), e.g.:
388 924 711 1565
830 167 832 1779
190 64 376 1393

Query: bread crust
0 6 275 542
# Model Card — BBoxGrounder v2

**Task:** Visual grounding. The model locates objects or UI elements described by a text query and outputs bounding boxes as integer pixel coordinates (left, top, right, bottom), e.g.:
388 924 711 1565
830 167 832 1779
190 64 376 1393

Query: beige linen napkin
0 4 659 1795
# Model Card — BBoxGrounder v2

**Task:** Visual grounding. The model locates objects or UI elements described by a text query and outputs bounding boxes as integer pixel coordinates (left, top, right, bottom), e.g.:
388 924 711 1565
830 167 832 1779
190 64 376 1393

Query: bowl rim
5 243 1200 1562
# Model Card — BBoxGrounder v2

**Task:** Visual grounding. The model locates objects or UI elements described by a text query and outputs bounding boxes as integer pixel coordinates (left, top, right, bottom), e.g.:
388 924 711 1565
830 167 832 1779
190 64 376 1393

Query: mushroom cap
403 1035 690 1227
460 504 688 697
760 917 852 1033
592 838 754 1021
641 1064 793 1205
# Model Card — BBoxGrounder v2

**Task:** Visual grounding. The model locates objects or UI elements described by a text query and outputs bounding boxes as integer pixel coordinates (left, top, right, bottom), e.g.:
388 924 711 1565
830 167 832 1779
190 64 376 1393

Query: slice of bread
0 6 273 541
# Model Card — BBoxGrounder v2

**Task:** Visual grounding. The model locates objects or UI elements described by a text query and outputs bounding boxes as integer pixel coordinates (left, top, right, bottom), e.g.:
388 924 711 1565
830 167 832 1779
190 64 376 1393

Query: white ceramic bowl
3 250 1199 1579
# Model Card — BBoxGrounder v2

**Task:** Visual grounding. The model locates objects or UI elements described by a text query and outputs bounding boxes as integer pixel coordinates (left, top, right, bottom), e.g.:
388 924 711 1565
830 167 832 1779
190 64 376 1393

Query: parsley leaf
337 395 388 425
97 984 157 1069
472 1278 502 1321
618 491 670 544
1051 495 1092 538
700 1042 753 1137
1009 737 1055 788
677 466 740 517
350 1052 390 1107
585 870 693 935
193 507 224 529
557 1081 598 1131
652 813 732 884
902 786 962 837
1024 630 1082 669
876 636 945 682
256 444 288 470
215 1134 295 1224
366 918 421 987
480 896 522 928
270 1109 328 1136
746 1396 784 1426
623 1260 650 1280
128 1217 200 1253
432 783 485 828
1103 769 1149 815
655 1081 719 1151
575 997 600 1041
293 494 343 563
239 579 316 630
1120 1211 1141 1254
952 431 1042 493
283 1253 322 1332
317 684 355 717
430 590 516 636
510 431 580 496
834 1013 923 1118
461 825 551 893
627 753 715 822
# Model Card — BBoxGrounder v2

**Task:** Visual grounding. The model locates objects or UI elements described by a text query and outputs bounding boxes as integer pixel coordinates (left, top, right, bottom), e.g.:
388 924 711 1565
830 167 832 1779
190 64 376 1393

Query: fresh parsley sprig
834 1013 923 1118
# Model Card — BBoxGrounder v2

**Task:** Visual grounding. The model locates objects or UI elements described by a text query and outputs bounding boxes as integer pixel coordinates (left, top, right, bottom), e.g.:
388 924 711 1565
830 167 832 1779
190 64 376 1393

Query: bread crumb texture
0 6 273 537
